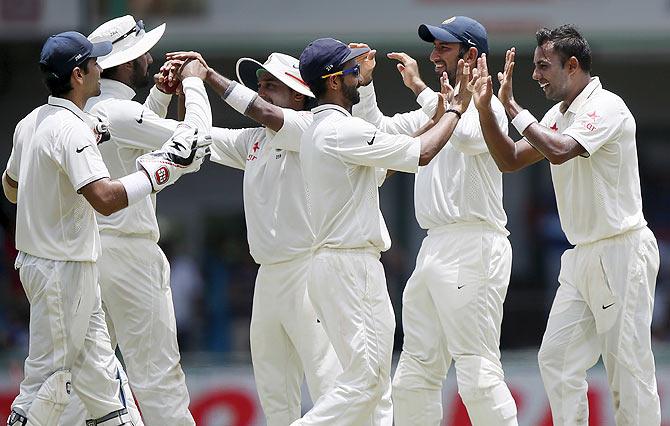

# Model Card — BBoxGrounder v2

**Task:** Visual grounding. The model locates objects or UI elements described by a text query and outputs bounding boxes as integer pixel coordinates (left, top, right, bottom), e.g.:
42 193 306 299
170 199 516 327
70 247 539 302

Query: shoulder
334 116 376 143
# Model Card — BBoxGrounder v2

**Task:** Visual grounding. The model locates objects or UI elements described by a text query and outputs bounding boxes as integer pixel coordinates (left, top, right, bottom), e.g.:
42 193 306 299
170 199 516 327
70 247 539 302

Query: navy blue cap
299 38 370 85
39 31 112 79
418 16 488 56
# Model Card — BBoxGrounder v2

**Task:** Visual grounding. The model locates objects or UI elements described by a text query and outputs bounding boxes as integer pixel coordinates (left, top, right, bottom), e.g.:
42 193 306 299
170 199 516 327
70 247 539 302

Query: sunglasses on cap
321 63 361 79
111 20 145 45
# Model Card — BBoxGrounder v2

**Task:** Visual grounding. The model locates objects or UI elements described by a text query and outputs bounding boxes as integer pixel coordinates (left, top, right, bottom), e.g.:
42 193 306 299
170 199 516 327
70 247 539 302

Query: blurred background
0 0 669 424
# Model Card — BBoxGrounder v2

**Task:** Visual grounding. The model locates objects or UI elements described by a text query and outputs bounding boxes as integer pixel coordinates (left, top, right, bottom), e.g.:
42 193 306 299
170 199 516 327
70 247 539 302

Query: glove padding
137 127 211 192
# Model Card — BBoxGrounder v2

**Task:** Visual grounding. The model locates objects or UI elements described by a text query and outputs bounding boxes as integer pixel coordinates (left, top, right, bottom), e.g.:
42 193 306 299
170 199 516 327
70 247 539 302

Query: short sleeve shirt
300 104 420 251
7 96 110 261
209 109 314 264
541 77 646 245
353 82 509 233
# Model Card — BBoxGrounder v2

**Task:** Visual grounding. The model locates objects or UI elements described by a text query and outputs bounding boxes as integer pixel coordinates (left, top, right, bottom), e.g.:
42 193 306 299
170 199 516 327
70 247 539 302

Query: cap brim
96 23 166 70
90 40 113 58
236 57 315 98
418 24 461 43
340 46 370 65
236 57 264 92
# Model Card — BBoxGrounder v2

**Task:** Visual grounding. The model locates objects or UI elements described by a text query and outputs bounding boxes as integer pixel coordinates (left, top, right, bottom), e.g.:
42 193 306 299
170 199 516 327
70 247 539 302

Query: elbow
92 202 115 217
418 153 434 166
546 151 571 165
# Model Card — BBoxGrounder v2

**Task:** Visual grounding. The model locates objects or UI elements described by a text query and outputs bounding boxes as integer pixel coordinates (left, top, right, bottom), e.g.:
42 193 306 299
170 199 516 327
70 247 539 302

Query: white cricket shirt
301 104 420 252
6 96 110 261
209 109 314 265
85 79 179 242
541 77 646 245
353 82 509 234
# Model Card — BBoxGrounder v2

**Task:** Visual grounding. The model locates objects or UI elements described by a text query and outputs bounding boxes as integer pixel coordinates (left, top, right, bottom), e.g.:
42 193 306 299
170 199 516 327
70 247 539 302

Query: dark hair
40 57 94 96
308 77 328 99
536 25 592 72
101 64 119 80
458 43 471 59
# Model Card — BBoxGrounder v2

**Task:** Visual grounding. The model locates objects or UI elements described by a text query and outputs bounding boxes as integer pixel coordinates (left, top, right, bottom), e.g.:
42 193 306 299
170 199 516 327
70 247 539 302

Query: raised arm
351 45 438 135
416 59 472 165
469 52 544 172
165 51 286 132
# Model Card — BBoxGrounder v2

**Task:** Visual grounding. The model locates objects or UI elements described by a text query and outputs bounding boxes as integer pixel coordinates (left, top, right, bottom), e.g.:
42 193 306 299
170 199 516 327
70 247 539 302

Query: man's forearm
205 69 285 132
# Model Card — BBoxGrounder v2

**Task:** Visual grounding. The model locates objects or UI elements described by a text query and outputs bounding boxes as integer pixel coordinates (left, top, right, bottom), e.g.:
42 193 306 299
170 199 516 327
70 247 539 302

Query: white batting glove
137 126 211 192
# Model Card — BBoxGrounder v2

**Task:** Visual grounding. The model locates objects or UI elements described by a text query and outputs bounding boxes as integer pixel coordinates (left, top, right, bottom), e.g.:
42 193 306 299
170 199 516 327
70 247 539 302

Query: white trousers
62 235 194 425
11 253 142 422
392 223 517 426
251 256 342 426
538 226 660 425
291 248 395 426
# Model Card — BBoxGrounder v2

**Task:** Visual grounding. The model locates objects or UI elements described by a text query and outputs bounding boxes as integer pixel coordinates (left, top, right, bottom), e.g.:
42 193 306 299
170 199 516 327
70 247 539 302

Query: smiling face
532 42 572 102
256 71 304 110
429 40 463 84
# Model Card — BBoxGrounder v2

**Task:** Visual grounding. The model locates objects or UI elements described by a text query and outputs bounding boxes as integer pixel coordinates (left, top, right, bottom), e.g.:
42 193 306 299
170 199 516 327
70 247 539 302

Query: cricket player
59 15 200 425
3 31 210 426
288 37 473 426
351 17 517 425
468 25 660 425
162 50 342 425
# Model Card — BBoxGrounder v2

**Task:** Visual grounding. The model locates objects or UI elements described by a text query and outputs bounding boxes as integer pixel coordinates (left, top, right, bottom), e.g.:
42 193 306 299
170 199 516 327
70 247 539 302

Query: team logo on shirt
550 123 558 132
247 141 261 161
155 166 170 185
583 110 599 132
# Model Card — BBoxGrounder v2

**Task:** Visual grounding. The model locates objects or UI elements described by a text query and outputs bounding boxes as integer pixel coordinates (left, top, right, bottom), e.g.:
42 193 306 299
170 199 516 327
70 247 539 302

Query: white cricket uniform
536 77 660 425
5 96 143 423
60 78 209 426
290 104 421 426
353 82 518 425
208 108 341 426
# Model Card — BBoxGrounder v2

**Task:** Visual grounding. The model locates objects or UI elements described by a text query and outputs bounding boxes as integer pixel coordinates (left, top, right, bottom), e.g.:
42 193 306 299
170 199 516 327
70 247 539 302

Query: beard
131 59 151 89
342 81 360 105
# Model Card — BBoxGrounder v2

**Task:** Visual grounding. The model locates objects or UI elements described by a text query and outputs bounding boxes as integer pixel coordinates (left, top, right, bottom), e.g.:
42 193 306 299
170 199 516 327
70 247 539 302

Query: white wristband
511 109 538 134
222 81 258 115
119 171 152 205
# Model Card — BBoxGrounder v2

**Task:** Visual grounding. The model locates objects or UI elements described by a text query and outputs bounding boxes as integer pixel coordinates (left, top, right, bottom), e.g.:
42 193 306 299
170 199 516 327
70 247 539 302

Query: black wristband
445 109 462 119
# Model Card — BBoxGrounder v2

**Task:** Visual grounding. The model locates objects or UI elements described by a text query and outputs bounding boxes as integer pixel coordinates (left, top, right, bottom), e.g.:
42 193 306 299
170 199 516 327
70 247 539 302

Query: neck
318 93 352 113
560 73 591 113
107 75 134 89
62 90 89 110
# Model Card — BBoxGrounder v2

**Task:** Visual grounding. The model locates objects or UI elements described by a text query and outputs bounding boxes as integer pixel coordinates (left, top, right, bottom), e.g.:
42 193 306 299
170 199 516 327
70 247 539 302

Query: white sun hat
88 15 166 70
236 53 314 98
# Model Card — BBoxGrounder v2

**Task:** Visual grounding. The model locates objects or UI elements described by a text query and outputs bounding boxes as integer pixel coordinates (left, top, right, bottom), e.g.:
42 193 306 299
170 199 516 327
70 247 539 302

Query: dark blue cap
39 31 112 79
418 16 489 56
299 38 370 86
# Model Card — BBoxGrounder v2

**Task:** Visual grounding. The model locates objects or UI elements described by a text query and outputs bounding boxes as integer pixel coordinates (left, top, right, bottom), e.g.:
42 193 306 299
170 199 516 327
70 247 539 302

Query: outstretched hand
497 48 516 107
467 54 494 110
450 59 472 114
387 52 427 96
349 43 376 86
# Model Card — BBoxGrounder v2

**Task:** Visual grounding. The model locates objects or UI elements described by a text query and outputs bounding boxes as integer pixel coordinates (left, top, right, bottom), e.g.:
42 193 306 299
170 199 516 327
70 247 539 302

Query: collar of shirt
100 78 136 100
563 76 601 115
312 103 351 118
47 96 90 122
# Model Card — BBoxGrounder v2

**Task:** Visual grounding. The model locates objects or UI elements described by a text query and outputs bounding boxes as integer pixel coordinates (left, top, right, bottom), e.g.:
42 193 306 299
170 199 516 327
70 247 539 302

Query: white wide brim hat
88 15 166 70
236 52 314 98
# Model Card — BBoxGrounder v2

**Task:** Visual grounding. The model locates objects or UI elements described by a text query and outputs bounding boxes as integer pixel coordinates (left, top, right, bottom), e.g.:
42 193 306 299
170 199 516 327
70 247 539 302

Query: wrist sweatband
511 109 538 134
222 81 258 115
119 171 153 205
445 109 462 119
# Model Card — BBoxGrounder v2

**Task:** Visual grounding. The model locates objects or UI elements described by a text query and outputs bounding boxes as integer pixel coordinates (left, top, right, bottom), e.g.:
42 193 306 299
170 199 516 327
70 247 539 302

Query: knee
537 342 558 374
454 355 504 401
392 351 445 390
